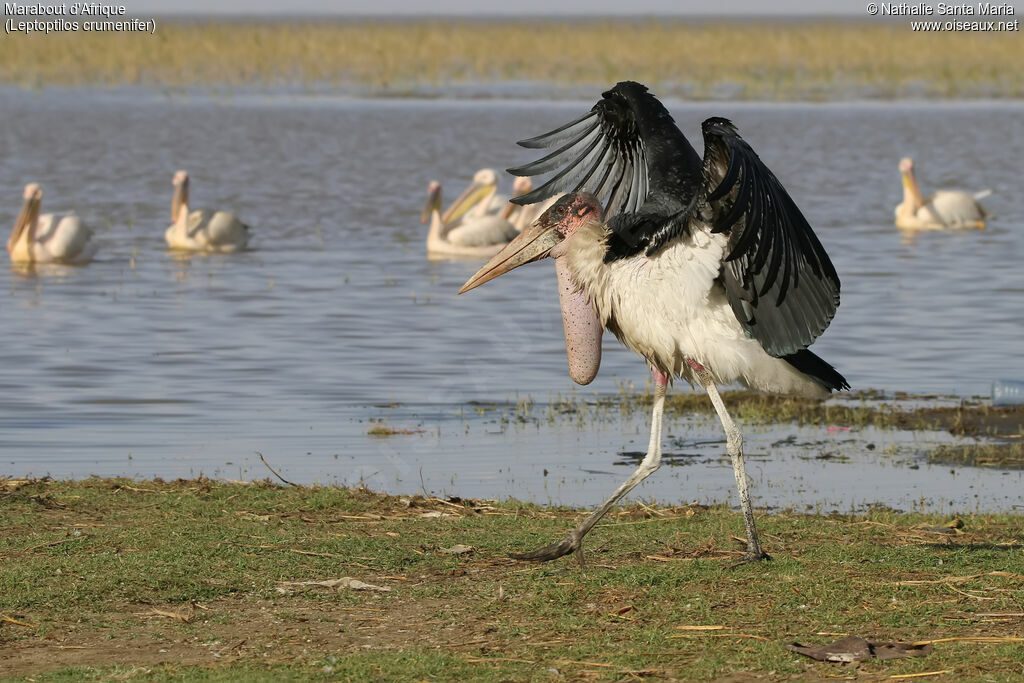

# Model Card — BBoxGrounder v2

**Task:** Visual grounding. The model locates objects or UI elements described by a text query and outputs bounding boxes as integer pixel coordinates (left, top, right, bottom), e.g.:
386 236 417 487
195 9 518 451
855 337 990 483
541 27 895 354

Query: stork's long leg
510 369 668 564
687 360 769 563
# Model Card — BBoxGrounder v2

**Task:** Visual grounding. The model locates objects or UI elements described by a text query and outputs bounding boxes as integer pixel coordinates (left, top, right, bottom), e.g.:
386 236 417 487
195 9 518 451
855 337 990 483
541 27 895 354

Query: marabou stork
8 183 96 265
894 157 990 231
166 171 250 253
460 82 848 564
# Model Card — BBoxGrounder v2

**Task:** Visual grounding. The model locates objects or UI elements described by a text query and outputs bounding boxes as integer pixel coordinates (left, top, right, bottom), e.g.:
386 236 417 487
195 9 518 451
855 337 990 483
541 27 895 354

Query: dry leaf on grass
676 625 725 631
144 607 194 623
442 544 474 556
235 511 271 522
276 577 391 594
913 636 1024 646
787 636 932 662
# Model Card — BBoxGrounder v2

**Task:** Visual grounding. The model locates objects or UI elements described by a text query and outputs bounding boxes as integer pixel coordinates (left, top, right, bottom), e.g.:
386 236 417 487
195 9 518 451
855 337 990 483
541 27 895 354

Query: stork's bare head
537 192 602 250
898 157 914 174
459 192 604 293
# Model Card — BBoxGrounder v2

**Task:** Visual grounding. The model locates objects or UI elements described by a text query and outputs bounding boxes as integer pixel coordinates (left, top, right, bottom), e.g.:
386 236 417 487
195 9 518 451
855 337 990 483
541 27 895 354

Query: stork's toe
729 550 772 568
509 533 580 563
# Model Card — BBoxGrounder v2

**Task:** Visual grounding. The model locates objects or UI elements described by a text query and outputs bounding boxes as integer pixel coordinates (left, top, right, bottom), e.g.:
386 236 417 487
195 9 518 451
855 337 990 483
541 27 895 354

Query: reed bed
2 19 1022 98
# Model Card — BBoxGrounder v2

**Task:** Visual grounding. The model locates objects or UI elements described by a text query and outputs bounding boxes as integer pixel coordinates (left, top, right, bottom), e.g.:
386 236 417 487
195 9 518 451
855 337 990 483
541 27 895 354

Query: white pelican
8 183 96 265
166 170 250 252
461 82 847 565
421 172 531 258
464 168 512 219
895 157 990 230
509 184 561 233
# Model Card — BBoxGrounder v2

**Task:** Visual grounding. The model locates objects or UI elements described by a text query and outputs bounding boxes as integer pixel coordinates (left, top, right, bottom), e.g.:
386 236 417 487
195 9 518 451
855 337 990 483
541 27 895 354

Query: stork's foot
729 550 772 568
510 532 583 565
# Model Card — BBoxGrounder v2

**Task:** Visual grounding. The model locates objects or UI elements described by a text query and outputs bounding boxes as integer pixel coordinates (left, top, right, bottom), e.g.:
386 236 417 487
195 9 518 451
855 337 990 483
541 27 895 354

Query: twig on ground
256 451 297 487
889 671 954 680
913 636 1024 646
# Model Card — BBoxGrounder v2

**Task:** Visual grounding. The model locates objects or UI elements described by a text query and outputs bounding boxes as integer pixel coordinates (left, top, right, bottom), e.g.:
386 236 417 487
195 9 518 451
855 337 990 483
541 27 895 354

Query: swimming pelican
461 82 847 565
421 173 530 257
452 168 511 221
895 157 990 230
509 185 561 233
166 170 250 252
8 183 96 265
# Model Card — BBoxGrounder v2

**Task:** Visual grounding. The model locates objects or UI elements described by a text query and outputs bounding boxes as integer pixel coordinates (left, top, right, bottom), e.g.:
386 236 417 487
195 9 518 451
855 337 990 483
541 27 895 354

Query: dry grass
2 19 1022 98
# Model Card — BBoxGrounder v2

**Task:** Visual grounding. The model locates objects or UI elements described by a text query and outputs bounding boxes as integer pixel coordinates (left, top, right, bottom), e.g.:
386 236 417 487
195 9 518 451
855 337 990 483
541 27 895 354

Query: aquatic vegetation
516 388 1024 437
928 439 1024 468
2 20 1021 99
367 421 425 436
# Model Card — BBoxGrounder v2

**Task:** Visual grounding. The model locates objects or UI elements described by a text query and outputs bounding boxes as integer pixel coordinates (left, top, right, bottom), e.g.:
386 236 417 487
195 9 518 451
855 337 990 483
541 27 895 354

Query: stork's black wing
508 81 840 357
508 81 704 259
700 117 839 357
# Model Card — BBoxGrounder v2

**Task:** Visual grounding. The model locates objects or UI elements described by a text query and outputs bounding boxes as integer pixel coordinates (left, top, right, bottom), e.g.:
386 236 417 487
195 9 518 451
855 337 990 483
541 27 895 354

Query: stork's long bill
458 212 562 293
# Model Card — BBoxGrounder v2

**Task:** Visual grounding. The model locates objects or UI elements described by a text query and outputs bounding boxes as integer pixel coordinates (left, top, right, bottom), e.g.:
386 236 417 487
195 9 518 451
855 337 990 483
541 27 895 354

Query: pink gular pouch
459 193 605 386
554 257 602 385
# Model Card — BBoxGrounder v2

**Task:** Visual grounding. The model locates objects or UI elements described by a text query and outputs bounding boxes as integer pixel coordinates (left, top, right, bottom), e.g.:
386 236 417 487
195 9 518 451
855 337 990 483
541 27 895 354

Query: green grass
2 19 1022 99
2 478 1024 680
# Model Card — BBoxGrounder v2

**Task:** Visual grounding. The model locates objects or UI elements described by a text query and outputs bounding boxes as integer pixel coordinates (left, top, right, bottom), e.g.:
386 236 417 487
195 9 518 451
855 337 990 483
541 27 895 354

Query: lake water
1 89 1021 511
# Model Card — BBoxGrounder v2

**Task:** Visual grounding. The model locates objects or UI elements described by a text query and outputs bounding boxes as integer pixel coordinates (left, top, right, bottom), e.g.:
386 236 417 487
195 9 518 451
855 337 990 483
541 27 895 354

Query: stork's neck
560 221 615 324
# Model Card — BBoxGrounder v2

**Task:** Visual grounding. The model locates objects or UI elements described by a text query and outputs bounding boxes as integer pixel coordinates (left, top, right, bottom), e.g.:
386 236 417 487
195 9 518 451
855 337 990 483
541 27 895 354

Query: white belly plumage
568 224 827 398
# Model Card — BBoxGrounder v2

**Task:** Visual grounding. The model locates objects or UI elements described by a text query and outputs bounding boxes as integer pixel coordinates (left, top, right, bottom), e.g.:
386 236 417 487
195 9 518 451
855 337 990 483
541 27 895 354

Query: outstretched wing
508 81 704 261
700 117 840 357
509 97 645 218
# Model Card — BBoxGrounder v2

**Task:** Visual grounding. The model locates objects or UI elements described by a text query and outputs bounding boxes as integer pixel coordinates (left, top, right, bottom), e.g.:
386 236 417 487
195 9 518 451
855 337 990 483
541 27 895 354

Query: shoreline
8 82 1024 104
3 393 1021 511
3 20 1021 99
